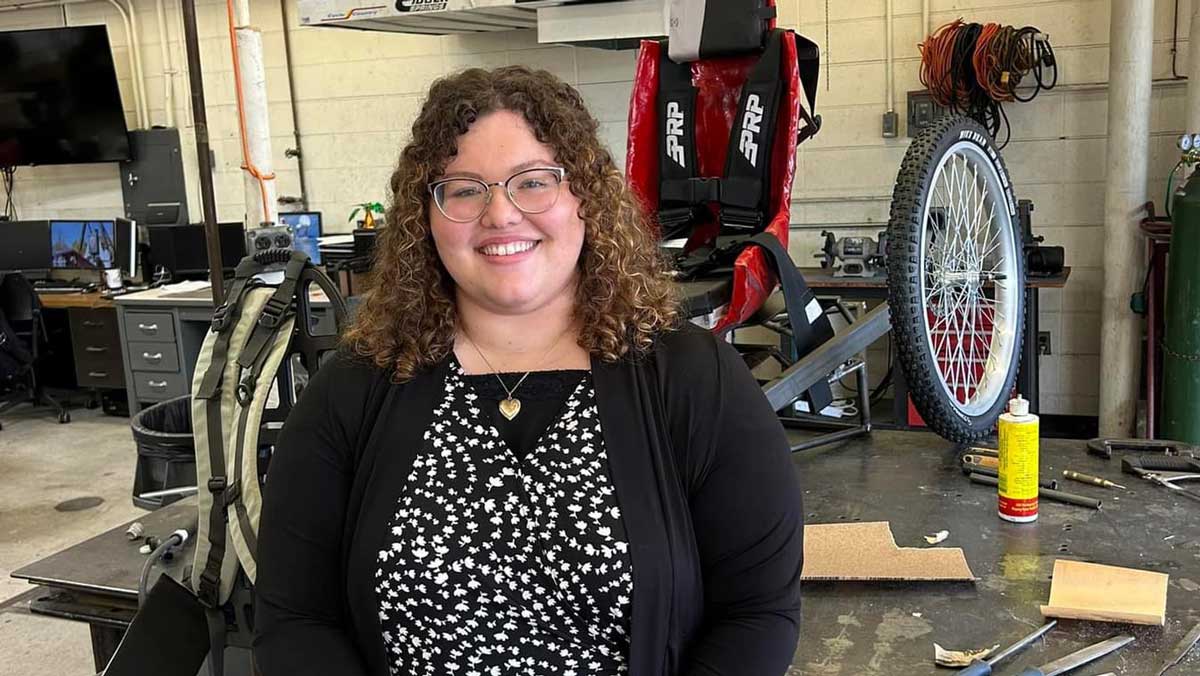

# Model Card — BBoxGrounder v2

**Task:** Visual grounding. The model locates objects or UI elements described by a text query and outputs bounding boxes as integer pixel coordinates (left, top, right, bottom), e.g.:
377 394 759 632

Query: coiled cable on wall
919 20 1057 148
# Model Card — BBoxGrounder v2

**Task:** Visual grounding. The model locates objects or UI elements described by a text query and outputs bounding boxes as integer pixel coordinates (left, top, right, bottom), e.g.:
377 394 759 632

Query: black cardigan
253 324 804 676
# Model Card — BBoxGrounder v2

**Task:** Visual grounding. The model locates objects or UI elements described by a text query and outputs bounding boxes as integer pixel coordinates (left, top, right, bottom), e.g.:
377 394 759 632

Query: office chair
0 273 70 429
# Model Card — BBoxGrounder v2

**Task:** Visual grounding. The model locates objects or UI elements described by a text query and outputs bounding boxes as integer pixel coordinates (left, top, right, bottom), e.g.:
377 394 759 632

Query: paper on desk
159 280 211 294
318 234 355 246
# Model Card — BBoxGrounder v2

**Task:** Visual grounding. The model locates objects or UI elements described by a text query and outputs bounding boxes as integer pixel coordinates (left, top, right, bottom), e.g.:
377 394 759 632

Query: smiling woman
253 66 805 676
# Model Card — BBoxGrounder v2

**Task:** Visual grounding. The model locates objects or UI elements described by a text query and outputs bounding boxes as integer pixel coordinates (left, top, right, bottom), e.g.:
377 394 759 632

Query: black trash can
131 395 196 510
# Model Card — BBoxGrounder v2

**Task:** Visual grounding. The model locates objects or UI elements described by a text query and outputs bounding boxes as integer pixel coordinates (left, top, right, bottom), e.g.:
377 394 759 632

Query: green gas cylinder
1162 168 1200 443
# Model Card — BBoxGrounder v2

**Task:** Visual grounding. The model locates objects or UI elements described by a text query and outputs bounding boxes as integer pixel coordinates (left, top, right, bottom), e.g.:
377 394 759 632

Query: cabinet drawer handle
88 371 109 378
148 380 168 389
142 352 164 362
137 323 159 333
85 346 108 353
82 320 104 328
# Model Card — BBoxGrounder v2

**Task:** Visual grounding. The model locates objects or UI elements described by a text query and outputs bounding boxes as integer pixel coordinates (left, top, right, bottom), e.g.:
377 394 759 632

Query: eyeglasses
428 167 566 223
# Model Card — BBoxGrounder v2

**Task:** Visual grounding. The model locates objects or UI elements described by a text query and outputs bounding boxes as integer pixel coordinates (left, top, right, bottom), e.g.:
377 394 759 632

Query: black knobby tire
886 116 1025 443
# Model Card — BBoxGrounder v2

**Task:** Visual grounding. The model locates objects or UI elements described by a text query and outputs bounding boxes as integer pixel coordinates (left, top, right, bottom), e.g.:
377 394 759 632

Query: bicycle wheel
887 116 1025 442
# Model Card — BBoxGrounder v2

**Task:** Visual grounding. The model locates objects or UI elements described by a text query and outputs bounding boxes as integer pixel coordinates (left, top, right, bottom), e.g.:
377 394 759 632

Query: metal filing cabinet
67 308 126 390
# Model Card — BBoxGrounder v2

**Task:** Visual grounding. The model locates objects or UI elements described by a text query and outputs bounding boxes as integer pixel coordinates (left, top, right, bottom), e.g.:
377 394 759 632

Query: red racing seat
625 21 821 336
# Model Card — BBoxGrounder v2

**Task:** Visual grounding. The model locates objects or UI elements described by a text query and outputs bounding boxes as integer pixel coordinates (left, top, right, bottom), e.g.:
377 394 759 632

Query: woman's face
429 109 585 318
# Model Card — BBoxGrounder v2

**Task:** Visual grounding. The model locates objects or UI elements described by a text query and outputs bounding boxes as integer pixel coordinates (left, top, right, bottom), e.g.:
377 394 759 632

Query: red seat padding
626 30 806 334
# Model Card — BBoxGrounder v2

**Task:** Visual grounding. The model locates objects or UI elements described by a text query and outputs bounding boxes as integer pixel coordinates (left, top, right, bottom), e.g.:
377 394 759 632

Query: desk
12 431 1200 674
114 285 337 415
33 290 127 394
794 266 1072 419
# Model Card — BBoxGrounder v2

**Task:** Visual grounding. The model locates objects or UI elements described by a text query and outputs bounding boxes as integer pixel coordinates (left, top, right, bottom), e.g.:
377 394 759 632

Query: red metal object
625 22 806 334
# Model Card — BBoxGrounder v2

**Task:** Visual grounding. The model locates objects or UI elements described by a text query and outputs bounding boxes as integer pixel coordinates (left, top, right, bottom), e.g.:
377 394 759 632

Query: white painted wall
0 0 1188 415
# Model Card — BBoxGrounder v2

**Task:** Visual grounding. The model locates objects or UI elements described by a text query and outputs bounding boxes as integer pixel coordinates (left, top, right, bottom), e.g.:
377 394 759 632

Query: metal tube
1187 0 1200 131
885 0 895 114
279 0 309 209
155 0 175 127
117 0 150 129
181 0 225 305
1099 0 1153 437
789 426 868 453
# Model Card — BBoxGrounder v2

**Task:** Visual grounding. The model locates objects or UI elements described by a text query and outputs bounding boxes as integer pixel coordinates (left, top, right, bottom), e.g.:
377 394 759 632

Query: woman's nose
480 184 523 228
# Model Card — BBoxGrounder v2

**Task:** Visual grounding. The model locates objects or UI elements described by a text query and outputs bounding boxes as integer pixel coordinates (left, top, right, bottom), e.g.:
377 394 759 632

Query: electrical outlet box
1038 331 1052 356
882 110 899 138
907 89 949 138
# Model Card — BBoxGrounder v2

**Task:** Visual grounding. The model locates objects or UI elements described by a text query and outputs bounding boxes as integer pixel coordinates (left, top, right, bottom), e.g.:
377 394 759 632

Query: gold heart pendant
498 398 521 420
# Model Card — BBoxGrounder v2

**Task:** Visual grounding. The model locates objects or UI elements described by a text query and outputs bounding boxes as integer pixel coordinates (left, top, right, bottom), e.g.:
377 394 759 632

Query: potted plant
349 202 385 229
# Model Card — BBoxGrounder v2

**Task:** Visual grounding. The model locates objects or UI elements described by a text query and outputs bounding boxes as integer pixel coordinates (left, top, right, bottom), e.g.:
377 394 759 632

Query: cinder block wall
0 0 1188 416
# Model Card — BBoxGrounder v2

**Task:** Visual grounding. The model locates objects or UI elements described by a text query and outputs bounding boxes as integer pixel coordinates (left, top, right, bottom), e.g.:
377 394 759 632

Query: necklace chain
462 328 569 400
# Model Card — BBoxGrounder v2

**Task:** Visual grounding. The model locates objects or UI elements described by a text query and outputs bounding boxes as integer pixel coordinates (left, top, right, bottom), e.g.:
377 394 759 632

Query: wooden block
1040 560 1168 626
801 522 976 582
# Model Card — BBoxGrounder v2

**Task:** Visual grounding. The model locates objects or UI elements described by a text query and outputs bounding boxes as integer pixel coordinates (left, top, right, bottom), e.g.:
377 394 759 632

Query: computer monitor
113 218 137 279
148 222 247 279
50 220 116 270
0 220 52 272
277 212 322 264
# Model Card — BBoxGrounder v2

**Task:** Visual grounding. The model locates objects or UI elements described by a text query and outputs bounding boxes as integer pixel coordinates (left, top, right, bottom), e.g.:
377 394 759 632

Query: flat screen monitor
277 211 322 264
113 218 136 278
0 220 51 271
50 220 116 270
148 222 246 278
0 26 131 166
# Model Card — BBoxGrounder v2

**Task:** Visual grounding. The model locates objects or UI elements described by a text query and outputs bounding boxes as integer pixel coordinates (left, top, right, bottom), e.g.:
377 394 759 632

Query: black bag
0 305 32 386
668 0 777 63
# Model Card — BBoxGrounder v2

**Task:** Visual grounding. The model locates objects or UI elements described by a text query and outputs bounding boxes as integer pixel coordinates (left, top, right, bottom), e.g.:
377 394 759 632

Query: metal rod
790 426 869 453
279 0 308 209
181 0 226 306
969 473 1102 509
987 620 1057 667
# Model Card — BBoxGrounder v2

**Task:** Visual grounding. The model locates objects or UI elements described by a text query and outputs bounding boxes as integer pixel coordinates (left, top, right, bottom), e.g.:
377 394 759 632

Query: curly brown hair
342 66 681 382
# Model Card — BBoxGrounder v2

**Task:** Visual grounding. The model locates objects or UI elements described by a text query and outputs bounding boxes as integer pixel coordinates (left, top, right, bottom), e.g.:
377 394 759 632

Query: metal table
12 431 1200 675
791 430 1200 675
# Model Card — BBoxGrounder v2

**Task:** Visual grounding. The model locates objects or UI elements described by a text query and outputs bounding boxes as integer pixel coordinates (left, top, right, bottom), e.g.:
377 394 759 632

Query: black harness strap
658 46 702 238
236 253 306 372
733 232 835 411
794 33 822 145
719 29 784 232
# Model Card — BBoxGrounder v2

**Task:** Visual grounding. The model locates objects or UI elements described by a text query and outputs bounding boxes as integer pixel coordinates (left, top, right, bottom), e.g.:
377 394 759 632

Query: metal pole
1187 0 1200 131
181 0 225 306
279 0 309 209
1099 0 1153 437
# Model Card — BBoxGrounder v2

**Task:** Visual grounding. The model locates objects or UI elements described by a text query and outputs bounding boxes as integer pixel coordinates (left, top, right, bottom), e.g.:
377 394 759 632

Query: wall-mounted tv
0 25 131 167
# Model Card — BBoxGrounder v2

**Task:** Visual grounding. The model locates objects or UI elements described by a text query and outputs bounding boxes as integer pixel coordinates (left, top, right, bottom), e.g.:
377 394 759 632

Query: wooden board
36 291 115 310
801 521 976 582
1040 559 1169 626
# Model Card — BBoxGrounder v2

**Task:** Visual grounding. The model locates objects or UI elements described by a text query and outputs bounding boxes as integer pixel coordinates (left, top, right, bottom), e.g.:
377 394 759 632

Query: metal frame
744 295 892 453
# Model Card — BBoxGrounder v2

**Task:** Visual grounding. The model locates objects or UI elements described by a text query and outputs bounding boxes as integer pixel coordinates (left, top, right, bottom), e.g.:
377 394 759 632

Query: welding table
12 431 1200 675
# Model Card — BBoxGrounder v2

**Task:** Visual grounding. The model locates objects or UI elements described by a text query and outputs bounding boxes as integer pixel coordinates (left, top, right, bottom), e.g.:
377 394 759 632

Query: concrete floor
0 402 143 676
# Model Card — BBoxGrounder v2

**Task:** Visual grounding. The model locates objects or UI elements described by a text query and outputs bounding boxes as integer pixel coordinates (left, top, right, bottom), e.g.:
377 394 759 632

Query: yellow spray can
997 395 1039 522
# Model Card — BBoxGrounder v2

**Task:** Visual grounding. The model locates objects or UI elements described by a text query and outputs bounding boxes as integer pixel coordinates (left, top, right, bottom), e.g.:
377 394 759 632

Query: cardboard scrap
801 522 976 582
934 643 999 668
1040 559 1168 626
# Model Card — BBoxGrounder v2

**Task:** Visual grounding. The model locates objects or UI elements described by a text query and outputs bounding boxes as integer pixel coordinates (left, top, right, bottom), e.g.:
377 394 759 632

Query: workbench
12 430 1199 675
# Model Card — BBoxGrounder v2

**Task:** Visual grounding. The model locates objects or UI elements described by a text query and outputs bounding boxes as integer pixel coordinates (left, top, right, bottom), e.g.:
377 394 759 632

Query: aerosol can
997 395 1039 523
